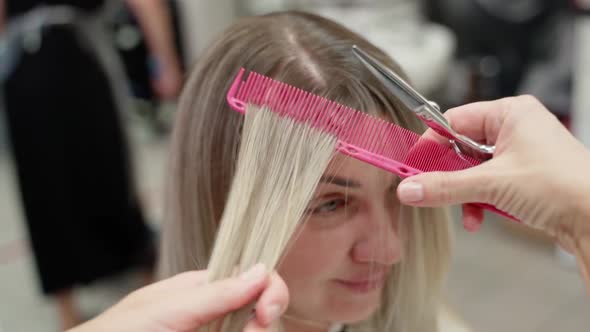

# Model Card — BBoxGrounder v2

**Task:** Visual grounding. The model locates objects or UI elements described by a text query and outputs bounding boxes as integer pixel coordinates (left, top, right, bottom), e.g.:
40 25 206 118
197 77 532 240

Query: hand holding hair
396 95 590 294
68 265 289 332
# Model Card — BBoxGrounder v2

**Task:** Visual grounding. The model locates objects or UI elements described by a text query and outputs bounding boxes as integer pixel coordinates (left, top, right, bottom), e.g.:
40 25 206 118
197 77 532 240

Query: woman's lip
338 271 388 284
334 276 387 293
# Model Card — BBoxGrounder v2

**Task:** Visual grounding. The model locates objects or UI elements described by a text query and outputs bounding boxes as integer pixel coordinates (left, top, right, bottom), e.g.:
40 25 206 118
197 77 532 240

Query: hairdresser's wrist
556 173 590 297
574 152 590 225
569 157 590 251
578 235 590 296
572 213 590 297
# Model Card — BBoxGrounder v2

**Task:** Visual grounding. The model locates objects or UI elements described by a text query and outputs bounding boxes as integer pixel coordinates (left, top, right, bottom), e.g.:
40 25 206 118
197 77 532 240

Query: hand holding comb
226 53 518 222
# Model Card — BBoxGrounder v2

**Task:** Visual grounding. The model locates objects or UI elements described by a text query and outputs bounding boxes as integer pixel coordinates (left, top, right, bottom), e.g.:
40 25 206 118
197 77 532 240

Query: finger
420 128 452 146
397 162 495 207
443 101 506 144
421 97 519 146
163 270 209 287
462 204 484 232
164 264 270 329
254 271 289 326
132 270 210 298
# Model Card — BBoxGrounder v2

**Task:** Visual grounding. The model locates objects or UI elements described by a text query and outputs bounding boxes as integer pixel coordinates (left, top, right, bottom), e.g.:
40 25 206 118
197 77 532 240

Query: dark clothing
3 1 154 294
6 0 104 16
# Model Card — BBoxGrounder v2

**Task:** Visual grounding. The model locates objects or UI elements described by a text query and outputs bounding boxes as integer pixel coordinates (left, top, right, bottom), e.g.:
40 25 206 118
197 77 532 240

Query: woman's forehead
323 153 398 186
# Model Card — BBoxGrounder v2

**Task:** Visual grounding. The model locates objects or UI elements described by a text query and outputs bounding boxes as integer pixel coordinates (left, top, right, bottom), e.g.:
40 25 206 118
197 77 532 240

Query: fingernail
239 263 266 282
265 304 282 323
464 217 482 232
398 182 424 203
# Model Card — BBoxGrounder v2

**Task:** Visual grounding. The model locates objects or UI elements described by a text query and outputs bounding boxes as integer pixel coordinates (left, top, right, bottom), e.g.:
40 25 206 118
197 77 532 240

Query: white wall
176 0 237 64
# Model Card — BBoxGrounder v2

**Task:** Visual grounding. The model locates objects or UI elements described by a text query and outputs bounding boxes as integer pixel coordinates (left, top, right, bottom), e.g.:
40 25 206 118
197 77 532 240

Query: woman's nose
350 207 402 266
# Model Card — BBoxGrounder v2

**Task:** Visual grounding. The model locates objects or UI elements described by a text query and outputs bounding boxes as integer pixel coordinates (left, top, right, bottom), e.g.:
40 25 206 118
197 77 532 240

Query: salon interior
1 0 589 331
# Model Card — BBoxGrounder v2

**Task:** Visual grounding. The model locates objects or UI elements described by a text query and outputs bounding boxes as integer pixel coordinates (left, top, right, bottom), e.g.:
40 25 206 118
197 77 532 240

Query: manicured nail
239 263 266 282
265 304 282 323
464 217 482 232
398 182 424 203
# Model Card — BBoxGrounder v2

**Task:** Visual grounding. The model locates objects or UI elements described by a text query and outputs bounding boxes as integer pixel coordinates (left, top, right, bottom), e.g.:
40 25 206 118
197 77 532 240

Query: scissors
352 45 495 161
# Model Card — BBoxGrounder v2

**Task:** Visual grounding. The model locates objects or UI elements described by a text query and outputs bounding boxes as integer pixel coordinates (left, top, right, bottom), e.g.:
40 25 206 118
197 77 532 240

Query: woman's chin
322 296 381 324
288 283 384 326
334 305 379 324
288 299 380 328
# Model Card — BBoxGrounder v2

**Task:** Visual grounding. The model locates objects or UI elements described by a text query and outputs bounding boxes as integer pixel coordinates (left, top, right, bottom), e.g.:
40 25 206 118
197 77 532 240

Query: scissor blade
352 45 426 112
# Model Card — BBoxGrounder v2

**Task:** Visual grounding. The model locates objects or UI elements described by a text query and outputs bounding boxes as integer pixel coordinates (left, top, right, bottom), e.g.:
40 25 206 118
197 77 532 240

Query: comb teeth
228 68 480 174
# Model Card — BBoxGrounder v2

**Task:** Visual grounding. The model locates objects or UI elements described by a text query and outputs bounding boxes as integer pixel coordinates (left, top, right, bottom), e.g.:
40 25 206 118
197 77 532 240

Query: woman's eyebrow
319 175 361 188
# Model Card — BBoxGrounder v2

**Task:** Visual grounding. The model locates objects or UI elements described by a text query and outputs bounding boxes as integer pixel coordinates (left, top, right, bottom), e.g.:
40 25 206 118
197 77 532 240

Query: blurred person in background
0 0 182 329
112 0 186 134
424 0 572 122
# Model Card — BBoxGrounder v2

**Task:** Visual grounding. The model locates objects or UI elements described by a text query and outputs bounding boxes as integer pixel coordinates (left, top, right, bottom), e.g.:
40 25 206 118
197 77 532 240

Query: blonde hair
208 105 337 330
159 11 452 332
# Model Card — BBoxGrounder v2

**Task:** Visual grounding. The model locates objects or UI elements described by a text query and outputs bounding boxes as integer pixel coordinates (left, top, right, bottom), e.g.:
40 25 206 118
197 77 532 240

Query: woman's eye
312 199 346 214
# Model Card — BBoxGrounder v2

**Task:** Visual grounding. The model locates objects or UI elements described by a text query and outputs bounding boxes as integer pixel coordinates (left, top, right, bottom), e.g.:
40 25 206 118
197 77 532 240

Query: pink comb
227 68 517 222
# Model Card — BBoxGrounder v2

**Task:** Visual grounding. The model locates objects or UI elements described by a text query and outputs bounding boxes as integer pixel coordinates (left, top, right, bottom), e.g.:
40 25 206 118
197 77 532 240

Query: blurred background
1 0 589 331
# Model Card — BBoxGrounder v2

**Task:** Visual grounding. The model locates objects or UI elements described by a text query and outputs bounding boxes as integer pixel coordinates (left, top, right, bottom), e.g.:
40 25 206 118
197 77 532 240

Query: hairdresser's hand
396 95 590 250
68 264 288 332
151 58 183 100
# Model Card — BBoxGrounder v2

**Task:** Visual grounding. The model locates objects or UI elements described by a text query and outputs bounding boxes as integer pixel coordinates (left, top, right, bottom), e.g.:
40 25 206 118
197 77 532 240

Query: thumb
397 165 493 207
156 264 270 331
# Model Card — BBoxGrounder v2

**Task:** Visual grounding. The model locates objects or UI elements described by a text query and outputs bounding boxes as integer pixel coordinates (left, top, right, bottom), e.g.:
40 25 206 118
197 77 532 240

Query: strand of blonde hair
203 104 337 331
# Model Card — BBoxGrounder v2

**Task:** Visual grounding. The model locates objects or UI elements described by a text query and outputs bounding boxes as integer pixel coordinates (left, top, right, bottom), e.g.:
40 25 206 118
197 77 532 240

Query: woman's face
278 154 403 328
